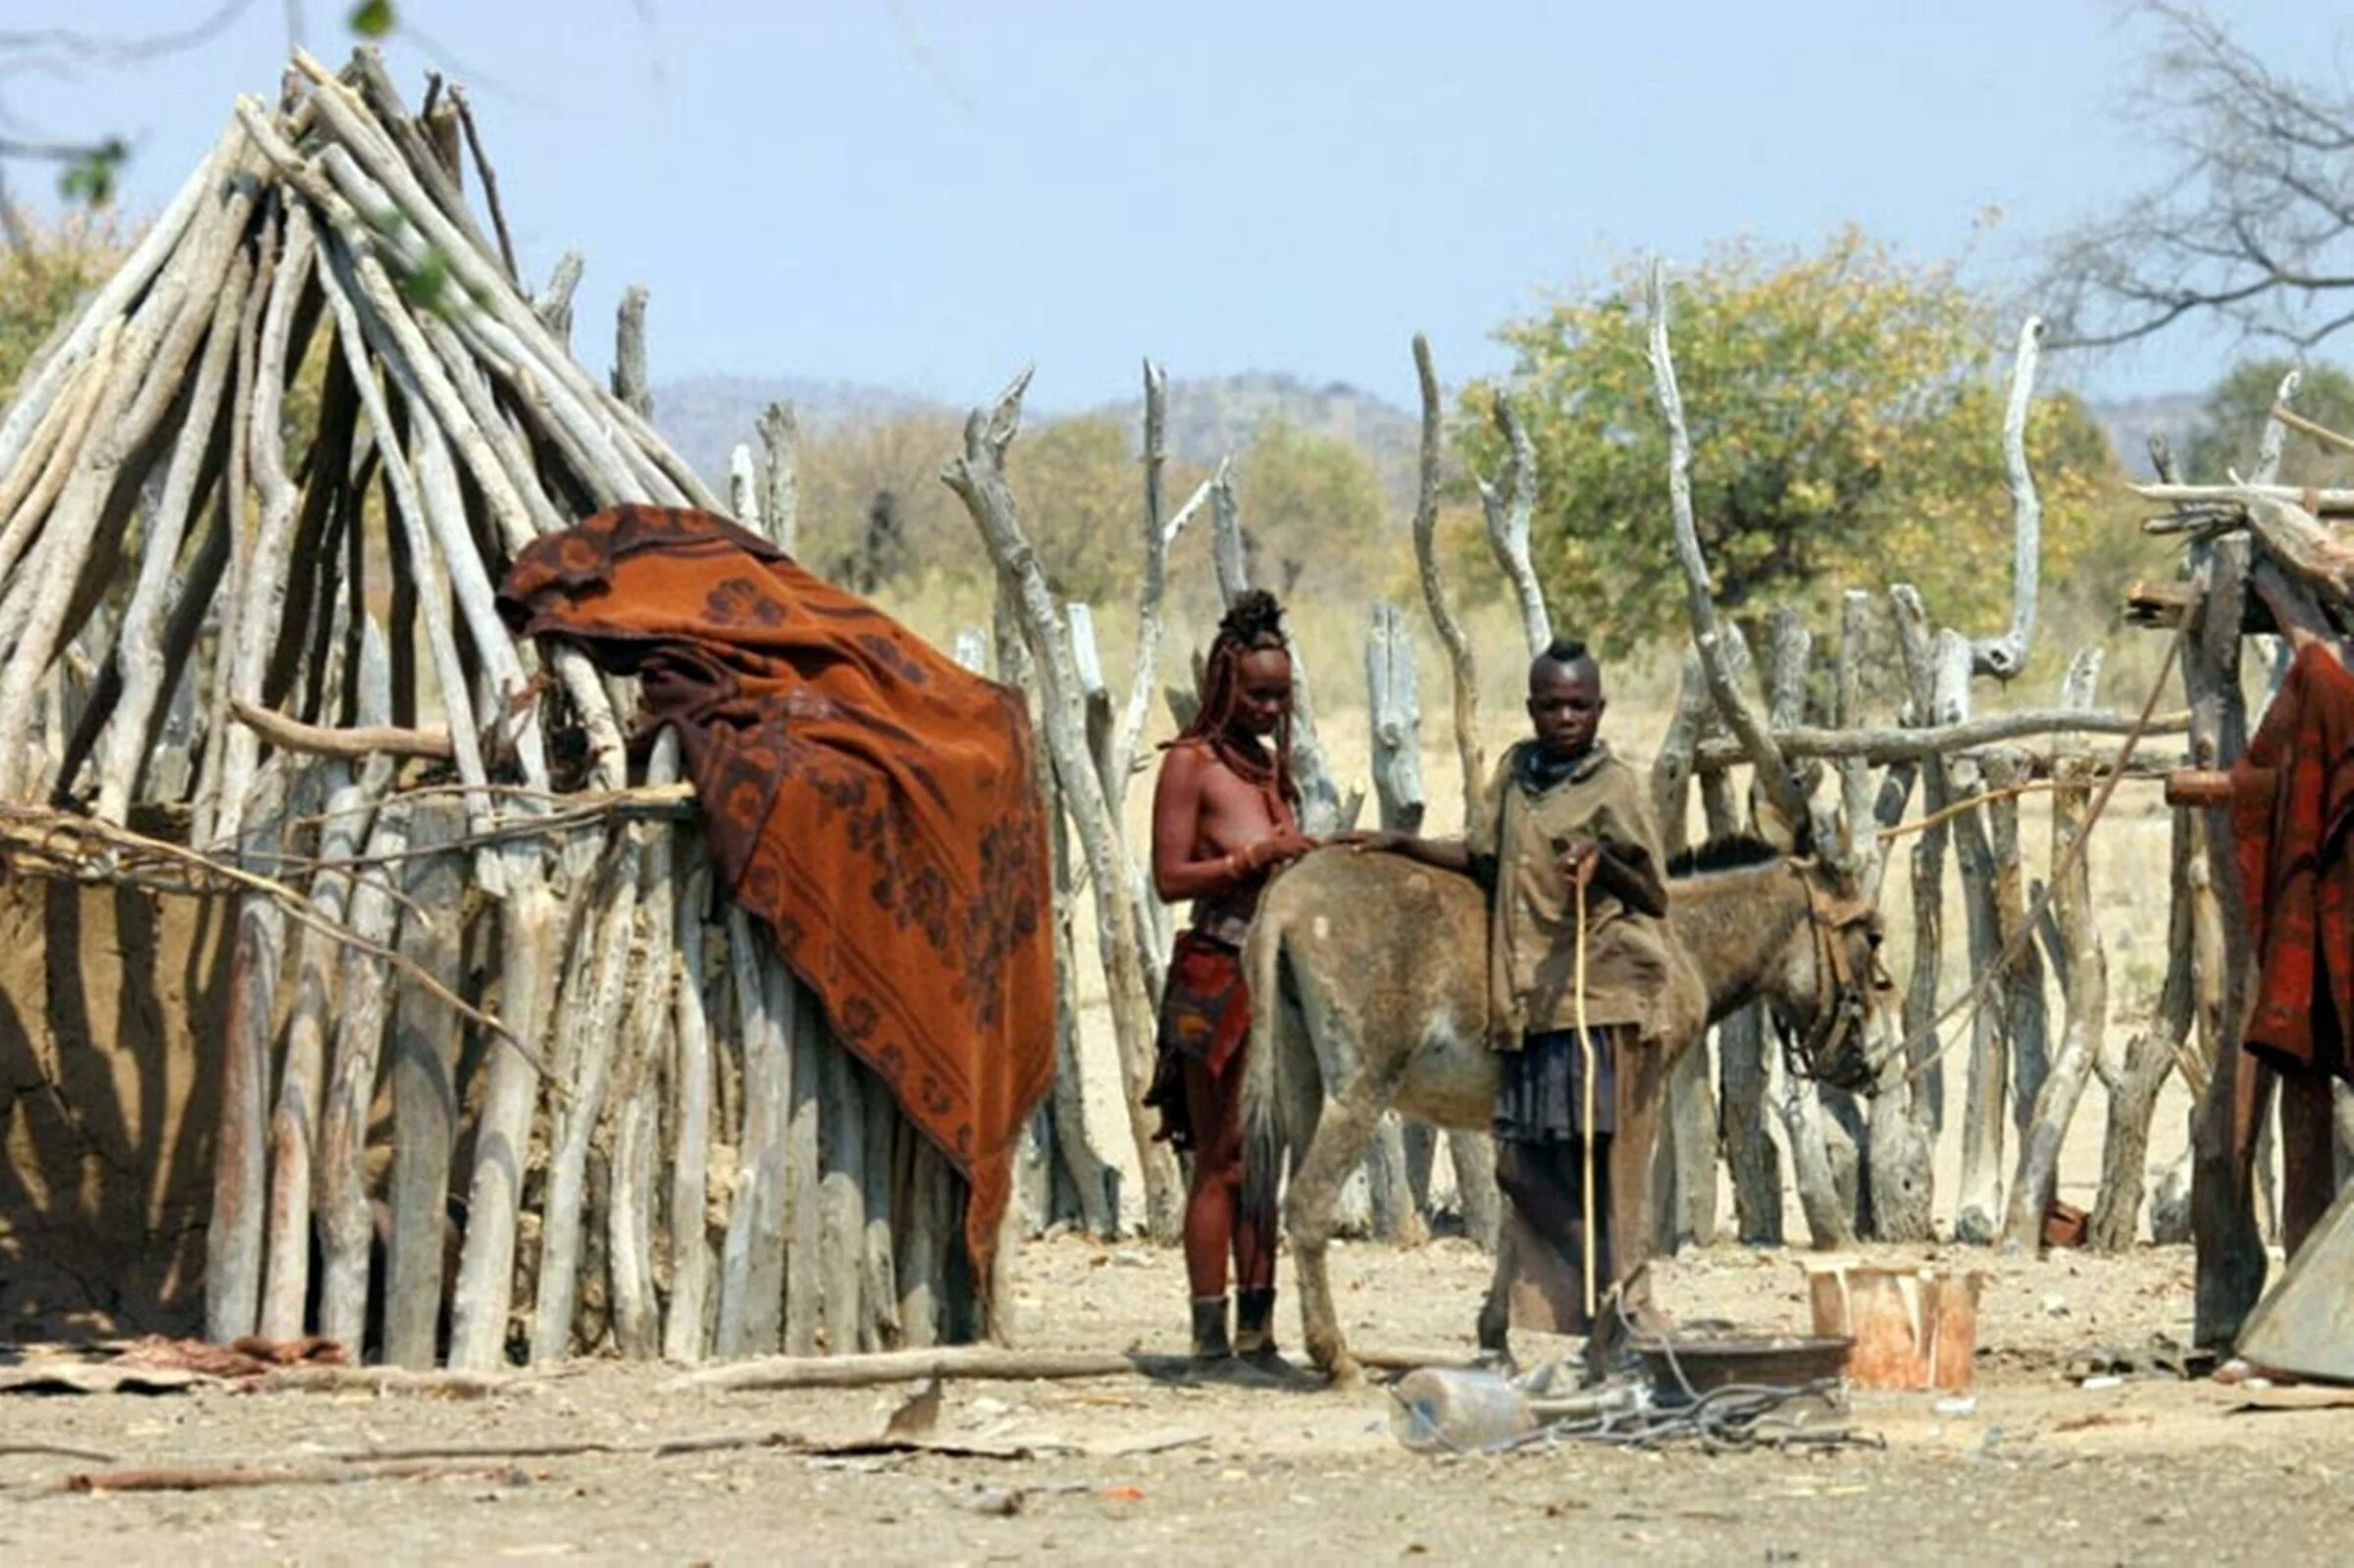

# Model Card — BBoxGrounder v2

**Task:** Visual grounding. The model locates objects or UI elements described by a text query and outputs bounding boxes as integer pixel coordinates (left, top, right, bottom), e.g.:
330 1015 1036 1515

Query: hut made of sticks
2130 385 2354 1349
0 50 991 1367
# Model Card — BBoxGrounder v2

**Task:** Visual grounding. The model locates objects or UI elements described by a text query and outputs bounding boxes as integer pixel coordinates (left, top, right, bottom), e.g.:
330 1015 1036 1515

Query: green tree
0 210 125 401
2182 358 2354 487
1008 415 1162 605
1230 415 1391 601
1464 229 2116 656
796 410 1212 608
795 411 971 587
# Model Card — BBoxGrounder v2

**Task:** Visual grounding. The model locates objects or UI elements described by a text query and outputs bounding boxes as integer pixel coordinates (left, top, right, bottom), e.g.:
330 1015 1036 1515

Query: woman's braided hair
1172 588 1298 804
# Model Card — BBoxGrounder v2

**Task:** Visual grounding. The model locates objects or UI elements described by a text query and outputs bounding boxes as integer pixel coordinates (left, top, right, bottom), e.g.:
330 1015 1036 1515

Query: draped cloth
498 506 1056 1276
1143 930 1253 1152
2229 641 2354 1085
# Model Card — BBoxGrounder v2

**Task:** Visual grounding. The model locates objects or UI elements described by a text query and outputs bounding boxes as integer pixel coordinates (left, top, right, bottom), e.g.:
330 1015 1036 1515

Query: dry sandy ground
4 1235 2348 1567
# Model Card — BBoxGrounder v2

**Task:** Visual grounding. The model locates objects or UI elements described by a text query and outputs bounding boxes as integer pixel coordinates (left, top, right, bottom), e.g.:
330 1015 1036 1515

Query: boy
1351 637 1669 1337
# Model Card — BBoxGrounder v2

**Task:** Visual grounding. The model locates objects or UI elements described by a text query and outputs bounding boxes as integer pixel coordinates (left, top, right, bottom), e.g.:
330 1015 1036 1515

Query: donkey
1240 836 1887 1382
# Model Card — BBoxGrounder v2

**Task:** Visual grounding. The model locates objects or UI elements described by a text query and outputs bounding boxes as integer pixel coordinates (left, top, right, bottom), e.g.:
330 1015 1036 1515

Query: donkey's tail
1239 898 1291 1235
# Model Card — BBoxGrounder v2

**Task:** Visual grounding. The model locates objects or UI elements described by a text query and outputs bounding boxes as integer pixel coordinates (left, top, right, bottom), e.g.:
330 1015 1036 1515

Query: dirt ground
3 1234 2347 1566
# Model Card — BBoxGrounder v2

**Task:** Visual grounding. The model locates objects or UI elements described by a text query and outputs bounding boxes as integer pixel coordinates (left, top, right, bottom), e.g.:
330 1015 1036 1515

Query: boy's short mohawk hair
1533 636 1596 677
1541 635 1591 665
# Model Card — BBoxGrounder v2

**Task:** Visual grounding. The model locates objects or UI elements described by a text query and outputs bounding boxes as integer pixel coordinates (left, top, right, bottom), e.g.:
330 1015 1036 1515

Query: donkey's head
1766 853 1890 1093
1670 832 1891 1092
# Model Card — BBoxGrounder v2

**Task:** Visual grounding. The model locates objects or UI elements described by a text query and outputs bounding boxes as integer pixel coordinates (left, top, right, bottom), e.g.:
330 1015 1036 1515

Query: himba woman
1143 590 1318 1364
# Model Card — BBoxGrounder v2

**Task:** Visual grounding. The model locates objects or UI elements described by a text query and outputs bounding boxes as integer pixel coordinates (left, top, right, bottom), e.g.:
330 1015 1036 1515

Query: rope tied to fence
1894 635 2184 1087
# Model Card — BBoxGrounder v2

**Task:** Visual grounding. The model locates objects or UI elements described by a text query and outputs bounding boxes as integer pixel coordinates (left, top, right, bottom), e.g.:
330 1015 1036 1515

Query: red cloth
498 506 1055 1275
1143 931 1253 1151
2229 641 2354 1084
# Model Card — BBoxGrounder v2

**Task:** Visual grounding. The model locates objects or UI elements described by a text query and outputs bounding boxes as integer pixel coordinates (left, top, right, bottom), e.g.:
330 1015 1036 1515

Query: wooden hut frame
0 50 992 1366
2131 378 2354 1348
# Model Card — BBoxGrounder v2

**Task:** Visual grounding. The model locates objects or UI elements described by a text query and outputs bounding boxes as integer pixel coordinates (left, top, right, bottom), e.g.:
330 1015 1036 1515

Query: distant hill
1084 372 1423 508
652 368 1430 511
651 374 947 491
654 368 2207 500
2085 393 2203 480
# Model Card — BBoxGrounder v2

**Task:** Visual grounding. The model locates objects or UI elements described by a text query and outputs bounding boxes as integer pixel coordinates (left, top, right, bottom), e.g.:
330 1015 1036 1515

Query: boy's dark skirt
1493 1025 1618 1141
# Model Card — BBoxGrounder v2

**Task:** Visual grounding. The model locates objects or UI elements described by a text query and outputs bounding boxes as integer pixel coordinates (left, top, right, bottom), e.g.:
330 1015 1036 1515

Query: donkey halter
1776 857 1884 1086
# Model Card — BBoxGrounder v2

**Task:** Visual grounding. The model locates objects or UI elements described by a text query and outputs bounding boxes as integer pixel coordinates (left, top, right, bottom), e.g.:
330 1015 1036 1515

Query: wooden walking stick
1572 867 1598 1323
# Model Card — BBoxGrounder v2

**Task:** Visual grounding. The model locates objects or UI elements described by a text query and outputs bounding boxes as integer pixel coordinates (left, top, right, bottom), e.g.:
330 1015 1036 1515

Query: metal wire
1511 1378 1879 1455
1388 1354 1884 1458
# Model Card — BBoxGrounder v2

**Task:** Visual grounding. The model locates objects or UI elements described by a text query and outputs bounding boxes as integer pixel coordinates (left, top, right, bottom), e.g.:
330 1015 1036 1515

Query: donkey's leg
1476 1209 1516 1354
1609 1030 1674 1312
1284 1070 1393 1385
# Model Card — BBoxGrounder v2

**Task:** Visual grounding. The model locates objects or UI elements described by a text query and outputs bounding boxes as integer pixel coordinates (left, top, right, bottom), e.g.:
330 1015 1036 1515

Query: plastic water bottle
1387 1367 1538 1453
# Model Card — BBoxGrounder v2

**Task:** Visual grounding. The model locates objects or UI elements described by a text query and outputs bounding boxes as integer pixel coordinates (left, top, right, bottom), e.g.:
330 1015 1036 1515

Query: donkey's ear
1745 777 1804 853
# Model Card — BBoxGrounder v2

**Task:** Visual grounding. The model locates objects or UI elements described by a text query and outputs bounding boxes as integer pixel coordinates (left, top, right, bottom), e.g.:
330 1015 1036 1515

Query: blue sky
4 2 2342 411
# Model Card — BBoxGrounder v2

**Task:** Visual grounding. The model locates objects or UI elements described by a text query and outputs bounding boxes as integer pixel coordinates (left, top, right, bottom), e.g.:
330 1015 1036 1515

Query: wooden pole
982 609 1114 1237
609 732 684 1359
1408 334 1484 832
2004 649 2110 1251
1987 748 2051 1148
2090 803 2200 1251
257 655 395 1339
188 192 280 845
205 767 287 1343
781 977 826 1355
2188 537 2269 1347
213 212 323 840
1760 613 1850 1250
663 847 719 1363
1477 396 1551 654
612 285 652 420
757 401 799 554
318 792 411 1349
1821 591 1879 1238
446 823 558 1370
1065 602 1163 999
1868 585 1941 1241
1944 628 2011 1245
896 1129 949 1350
1645 261 1813 840
857 1054 904 1351
816 1030 870 1354
531 829 641 1360
91 250 249 824
1971 317 2044 680
942 371 1181 1241
384 798 467 1368
715 906 790 1357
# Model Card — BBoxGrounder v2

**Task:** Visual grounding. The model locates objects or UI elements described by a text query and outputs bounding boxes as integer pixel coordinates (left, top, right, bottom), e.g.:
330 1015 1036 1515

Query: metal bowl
1629 1334 1853 1407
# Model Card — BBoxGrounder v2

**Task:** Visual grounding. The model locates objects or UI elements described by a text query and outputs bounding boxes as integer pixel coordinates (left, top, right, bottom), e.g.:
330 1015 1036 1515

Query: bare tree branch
1971 317 2043 681
2043 4 2354 353
2249 367 2302 483
1646 260 1812 836
1409 333 1483 828
0 2 261 66
1477 396 1550 656
1111 360 1171 797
